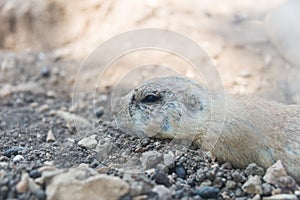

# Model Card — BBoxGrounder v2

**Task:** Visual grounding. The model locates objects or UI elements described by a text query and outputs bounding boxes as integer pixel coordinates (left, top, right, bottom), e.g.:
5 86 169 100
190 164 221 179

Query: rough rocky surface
45 166 129 200
1 1 300 200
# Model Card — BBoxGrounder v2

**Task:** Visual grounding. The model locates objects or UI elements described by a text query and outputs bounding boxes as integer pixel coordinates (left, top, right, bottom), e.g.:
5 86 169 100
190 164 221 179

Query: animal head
114 76 212 139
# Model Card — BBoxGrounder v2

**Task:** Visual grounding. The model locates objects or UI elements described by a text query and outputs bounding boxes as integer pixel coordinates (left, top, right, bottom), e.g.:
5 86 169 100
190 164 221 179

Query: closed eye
141 94 162 103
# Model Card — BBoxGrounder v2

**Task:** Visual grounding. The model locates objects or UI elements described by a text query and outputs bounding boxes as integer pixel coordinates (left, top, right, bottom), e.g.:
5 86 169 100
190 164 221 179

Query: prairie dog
114 76 300 181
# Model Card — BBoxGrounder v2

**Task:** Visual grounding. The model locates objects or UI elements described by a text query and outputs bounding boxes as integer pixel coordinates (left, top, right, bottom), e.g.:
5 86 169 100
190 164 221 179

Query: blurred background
0 0 299 104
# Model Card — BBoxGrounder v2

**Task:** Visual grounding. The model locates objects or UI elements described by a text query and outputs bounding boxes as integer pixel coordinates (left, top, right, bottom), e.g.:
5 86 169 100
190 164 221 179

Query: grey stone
163 151 175 166
262 183 272 196
245 163 265 176
152 185 172 200
194 186 220 199
225 180 236 190
277 176 296 193
140 151 163 169
242 175 262 195
78 135 97 149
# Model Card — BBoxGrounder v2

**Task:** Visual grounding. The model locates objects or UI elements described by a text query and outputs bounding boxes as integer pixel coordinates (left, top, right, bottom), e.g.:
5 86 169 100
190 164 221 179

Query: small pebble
262 183 272 196
213 177 223 187
164 151 175 166
4 147 25 157
46 130 56 142
194 186 220 199
141 139 150 147
174 189 184 198
29 170 42 179
232 171 242 182
47 91 56 98
206 170 216 180
242 175 262 195
78 135 97 149
174 165 186 179
152 170 171 187
44 161 54 166
37 104 49 113
40 67 51 78
140 151 163 169
95 107 104 118
99 94 108 102
226 180 236 190
245 163 265 176
235 188 244 197
277 176 296 193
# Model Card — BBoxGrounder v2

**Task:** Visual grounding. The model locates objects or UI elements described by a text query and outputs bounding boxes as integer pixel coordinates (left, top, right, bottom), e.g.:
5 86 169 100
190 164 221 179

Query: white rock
140 151 163 169
78 135 97 149
13 155 24 162
263 160 287 185
262 194 297 200
242 175 263 195
46 130 56 142
37 104 50 113
44 161 54 166
163 151 175 166
46 167 129 200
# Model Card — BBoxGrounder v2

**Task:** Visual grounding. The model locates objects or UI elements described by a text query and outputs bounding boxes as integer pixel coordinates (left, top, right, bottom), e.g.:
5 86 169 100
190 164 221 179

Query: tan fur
114 76 300 182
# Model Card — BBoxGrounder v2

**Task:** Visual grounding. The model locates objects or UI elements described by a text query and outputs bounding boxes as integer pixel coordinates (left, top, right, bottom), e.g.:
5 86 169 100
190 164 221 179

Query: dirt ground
0 0 300 200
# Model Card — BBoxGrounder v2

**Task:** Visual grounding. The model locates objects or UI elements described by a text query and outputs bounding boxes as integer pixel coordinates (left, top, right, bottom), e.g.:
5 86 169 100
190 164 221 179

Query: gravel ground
0 52 299 200
1 1 300 199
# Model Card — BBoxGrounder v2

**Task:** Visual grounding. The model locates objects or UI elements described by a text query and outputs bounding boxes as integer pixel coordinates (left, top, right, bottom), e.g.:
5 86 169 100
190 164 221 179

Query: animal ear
183 87 203 111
